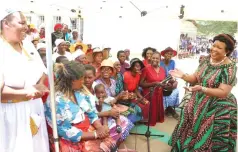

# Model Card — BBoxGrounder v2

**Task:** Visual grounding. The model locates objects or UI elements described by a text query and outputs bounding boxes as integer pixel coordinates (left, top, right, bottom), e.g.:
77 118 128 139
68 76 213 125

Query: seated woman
140 52 166 125
45 61 115 152
123 58 148 122
82 64 134 142
160 47 179 119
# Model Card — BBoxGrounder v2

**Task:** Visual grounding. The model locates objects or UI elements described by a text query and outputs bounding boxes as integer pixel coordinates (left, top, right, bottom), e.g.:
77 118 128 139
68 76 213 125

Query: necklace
210 57 226 66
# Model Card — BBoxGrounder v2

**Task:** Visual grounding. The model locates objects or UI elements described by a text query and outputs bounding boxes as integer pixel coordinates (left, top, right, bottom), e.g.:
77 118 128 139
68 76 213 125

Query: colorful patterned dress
45 92 116 152
113 73 124 96
168 57 237 152
74 90 134 142
160 60 179 108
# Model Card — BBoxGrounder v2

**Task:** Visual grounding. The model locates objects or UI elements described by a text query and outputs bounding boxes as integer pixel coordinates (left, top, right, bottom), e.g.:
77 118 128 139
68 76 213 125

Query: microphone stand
129 75 172 152
130 85 164 152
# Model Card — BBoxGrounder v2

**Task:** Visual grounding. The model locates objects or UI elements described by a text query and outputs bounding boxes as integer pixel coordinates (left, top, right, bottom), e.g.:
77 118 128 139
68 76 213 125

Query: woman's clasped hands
26 84 49 100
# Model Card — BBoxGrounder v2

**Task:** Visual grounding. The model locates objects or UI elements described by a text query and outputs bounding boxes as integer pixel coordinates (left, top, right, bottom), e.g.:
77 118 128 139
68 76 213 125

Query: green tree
196 21 237 36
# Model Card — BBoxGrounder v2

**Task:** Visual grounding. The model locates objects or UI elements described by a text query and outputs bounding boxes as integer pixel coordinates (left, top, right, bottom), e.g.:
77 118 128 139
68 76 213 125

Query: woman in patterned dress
83 64 134 142
45 61 115 152
168 34 237 151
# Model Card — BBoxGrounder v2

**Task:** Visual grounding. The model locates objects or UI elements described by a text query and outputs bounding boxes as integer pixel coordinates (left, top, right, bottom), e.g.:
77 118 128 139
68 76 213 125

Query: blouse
160 60 175 76
44 92 98 143
123 71 140 92
95 78 116 97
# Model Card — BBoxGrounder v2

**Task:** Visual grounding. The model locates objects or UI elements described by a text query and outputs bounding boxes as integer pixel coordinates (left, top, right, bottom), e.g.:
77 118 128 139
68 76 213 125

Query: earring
224 54 227 57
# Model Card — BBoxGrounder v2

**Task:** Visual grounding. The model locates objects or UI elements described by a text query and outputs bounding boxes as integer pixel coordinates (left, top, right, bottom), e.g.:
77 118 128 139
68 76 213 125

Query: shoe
172 113 179 120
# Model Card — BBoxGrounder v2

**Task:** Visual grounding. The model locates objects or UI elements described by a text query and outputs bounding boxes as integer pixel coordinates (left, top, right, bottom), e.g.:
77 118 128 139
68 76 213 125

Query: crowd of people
0 9 237 152
179 34 238 62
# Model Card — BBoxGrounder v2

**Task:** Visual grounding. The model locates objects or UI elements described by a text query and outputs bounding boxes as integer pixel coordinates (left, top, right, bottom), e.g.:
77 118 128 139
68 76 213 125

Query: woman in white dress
0 9 49 152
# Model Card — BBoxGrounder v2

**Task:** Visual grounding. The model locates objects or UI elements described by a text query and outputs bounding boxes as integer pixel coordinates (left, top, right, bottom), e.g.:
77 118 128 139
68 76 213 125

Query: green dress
168 56 237 152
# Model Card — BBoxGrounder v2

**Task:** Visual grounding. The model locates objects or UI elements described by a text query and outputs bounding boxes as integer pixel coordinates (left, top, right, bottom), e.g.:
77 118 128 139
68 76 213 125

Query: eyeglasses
101 67 112 72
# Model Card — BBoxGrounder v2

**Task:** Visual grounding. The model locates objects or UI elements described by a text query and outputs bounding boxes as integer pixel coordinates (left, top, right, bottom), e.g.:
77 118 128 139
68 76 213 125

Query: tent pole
80 17 84 41
45 12 60 152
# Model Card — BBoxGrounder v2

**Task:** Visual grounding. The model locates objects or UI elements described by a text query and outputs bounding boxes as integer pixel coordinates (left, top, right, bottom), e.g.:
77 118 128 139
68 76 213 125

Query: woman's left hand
140 98 149 105
184 85 202 92
96 126 109 139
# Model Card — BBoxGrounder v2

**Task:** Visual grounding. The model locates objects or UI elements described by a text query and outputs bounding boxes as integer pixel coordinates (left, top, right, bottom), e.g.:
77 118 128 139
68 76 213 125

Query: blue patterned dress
44 92 98 142
160 60 179 108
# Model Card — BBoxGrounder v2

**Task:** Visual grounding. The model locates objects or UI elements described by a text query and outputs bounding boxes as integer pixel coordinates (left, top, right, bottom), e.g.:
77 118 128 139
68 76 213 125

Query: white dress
0 73 4 152
0 38 49 152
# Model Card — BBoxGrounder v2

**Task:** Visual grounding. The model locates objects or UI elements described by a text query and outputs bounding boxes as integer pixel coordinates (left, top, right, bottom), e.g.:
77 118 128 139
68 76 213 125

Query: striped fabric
169 56 237 151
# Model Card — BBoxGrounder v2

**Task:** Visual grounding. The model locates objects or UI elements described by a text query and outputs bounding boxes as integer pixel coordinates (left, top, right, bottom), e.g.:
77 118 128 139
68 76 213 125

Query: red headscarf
54 23 63 31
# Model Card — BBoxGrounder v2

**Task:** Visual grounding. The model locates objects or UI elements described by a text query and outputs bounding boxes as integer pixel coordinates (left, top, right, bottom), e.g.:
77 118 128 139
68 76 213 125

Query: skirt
1 99 49 152
163 88 179 109
104 116 134 141
49 116 117 152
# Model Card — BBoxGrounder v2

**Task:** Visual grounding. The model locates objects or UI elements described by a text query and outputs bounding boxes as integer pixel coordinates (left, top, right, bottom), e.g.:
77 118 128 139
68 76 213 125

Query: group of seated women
44 46 179 152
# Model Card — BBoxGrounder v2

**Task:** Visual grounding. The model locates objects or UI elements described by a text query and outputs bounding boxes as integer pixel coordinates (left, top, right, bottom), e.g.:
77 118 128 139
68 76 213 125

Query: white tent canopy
2 0 238 21
1 0 237 54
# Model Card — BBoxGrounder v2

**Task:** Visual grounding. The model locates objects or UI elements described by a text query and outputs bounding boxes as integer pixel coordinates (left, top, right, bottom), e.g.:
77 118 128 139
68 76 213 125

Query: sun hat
55 39 65 47
100 59 114 69
161 47 177 57
72 50 85 60
69 42 88 53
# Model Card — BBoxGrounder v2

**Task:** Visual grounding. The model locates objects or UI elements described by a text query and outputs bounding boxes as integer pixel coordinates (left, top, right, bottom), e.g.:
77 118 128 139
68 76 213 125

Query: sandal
172 113 179 120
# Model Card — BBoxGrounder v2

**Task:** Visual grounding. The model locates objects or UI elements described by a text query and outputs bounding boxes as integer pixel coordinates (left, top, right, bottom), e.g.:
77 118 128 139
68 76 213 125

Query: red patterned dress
169 56 237 152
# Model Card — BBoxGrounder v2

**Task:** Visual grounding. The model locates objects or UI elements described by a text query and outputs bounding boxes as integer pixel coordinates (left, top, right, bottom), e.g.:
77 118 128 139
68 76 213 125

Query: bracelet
201 87 207 92
94 131 98 139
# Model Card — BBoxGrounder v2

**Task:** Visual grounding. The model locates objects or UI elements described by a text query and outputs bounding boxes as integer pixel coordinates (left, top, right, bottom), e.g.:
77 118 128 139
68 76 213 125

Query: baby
94 84 122 133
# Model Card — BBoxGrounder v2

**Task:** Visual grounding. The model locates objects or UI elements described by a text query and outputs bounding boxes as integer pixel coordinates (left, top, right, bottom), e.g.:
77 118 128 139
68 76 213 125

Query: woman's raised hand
169 68 184 78
118 91 129 100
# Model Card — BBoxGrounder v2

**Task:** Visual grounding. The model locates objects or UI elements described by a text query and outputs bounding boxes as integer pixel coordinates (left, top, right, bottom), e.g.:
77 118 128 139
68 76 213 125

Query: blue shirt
160 60 175 76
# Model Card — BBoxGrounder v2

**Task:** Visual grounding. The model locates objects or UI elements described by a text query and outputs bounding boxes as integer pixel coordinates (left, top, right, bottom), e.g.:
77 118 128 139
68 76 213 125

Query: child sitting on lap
94 84 122 133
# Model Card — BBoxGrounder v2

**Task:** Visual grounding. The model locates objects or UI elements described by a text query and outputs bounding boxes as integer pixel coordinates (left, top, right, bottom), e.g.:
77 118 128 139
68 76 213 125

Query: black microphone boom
157 75 173 86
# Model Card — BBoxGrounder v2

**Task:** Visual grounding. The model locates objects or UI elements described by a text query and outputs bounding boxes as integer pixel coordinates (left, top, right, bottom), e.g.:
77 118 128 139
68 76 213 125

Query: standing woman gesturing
169 34 237 151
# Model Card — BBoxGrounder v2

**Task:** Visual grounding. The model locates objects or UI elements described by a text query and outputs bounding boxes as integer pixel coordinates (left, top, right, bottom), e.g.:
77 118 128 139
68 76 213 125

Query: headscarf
54 23 63 31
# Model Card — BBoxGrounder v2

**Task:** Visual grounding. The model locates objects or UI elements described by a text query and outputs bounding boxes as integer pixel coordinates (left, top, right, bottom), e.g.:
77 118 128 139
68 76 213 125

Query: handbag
163 79 178 96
